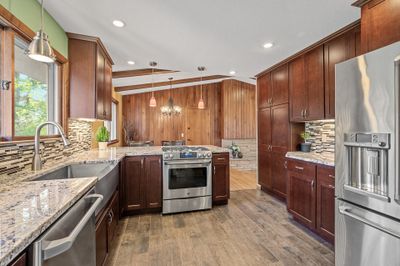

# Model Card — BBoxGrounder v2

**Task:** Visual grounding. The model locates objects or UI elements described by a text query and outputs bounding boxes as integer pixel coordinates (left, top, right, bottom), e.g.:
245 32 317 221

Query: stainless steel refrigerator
335 42 400 266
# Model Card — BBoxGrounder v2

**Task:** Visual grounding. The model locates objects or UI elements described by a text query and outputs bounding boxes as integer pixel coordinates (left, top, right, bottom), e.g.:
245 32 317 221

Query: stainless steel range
162 146 212 214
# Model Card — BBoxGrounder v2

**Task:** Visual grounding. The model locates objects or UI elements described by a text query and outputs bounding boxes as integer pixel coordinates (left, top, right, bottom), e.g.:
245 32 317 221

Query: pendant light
161 77 182 116
197 66 206 109
149 61 157 107
28 0 55 63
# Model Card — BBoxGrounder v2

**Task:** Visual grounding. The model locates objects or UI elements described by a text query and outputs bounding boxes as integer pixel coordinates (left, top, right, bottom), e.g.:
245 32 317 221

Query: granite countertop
0 177 97 266
0 145 230 265
285 151 335 167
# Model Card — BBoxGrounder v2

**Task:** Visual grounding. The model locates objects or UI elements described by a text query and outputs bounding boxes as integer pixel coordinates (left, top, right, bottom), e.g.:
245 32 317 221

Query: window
105 98 118 143
14 37 61 136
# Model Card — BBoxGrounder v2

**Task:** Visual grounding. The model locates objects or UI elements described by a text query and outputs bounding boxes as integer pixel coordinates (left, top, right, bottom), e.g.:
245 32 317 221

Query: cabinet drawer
212 153 229 164
317 165 335 180
287 159 316 176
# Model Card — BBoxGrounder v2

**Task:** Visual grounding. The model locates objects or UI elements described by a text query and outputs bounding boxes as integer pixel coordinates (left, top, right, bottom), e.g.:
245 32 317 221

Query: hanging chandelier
161 77 182 116
149 61 157 107
197 66 206 109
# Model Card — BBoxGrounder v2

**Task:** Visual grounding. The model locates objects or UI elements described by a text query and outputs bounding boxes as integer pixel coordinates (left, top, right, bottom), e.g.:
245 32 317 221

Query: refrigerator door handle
339 205 400 239
395 56 400 204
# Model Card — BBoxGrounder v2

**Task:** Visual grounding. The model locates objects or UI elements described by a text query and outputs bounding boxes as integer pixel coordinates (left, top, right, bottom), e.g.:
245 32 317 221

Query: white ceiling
44 0 360 93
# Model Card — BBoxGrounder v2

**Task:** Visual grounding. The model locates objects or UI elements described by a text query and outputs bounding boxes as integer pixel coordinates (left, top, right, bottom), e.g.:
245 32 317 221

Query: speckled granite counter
285 152 335 167
0 177 97 266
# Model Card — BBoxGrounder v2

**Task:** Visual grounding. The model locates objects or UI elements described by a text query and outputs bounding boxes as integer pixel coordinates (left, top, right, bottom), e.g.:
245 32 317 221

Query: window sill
108 139 119 146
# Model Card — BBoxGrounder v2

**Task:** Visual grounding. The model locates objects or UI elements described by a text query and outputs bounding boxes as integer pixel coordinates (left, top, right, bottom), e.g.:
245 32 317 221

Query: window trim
0 6 69 141
107 98 119 146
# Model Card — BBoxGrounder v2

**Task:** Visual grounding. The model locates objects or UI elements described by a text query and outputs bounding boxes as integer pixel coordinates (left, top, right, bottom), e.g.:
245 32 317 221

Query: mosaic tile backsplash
305 120 335 154
0 119 92 176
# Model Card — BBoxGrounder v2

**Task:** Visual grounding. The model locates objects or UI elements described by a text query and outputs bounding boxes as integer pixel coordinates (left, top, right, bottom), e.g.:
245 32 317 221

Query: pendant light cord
40 0 44 32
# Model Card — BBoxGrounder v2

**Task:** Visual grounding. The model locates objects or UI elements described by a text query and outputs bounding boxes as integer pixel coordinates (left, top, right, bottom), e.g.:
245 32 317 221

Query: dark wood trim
0 5 67 64
112 68 179 79
108 139 119 146
255 20 361 77
67 32 114 65
112 97 119 104
115 75 228 92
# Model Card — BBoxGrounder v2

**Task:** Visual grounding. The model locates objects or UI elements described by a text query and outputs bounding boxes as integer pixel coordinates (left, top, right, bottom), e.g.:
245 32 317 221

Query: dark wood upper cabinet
257 73 272 109
68 33 113 120
271 64 289 106
316 165 335 244
145 156 162 209
212 153 230 204
271 104 289 154
289 56 307 122
324 25 361 118
356 0 400 53
304 46 325 120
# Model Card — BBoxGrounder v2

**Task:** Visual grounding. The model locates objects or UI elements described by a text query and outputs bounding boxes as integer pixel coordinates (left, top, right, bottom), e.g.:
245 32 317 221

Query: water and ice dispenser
344 133 390 199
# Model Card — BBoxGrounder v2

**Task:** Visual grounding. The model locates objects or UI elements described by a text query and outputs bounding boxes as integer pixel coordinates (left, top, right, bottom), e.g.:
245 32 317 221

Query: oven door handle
164 160 211 166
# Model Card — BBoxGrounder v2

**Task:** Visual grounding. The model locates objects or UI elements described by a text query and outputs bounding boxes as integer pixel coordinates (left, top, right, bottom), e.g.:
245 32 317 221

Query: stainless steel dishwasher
30 191 103 266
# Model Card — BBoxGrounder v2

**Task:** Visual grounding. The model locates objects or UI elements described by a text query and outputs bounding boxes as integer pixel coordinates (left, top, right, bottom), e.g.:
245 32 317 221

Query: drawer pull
328 185 335 189
295 166 304 171
329 174 335 178
217 157 226 161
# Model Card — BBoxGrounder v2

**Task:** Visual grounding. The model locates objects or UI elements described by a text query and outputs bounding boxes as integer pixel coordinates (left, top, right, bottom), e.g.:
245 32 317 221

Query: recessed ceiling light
229 70 236 75
263 42 274 49
127 61 135 65
112 20 125 28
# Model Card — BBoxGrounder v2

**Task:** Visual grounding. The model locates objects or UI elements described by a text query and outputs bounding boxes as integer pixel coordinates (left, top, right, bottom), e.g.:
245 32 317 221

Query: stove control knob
206 153 211 158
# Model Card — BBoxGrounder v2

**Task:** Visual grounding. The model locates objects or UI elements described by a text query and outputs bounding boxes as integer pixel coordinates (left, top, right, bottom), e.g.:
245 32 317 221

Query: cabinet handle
284 161 287 169
214 166 216 175
301 110 304 118
304 109 308 118
295 166 304 171
217 157 225 161
328 174 335 179
328 185 335 189
108 211 113 224
141 158 144 168
311 180 315 191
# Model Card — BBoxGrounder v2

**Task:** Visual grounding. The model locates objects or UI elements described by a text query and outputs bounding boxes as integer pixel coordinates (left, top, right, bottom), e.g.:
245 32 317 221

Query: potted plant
300 131 312 152
96 126 110 150
229 142 240 158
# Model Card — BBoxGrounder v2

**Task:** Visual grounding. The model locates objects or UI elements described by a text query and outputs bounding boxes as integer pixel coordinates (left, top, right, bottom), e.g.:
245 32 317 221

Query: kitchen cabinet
324 25 361 118
8 252 26 266
96 190 120 266
289 46 324 122
122 156 162 213
257 73 272 109
212 153 230 204
316 165 335 243
68 33 114 120
287 158 335 243
355 0 400 53
257 104 301 199
271 64 289 106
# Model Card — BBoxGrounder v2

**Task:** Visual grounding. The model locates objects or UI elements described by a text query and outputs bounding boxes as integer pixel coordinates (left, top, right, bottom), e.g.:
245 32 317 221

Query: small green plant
300 131 311 142
229 142 240 152
96 126 110 142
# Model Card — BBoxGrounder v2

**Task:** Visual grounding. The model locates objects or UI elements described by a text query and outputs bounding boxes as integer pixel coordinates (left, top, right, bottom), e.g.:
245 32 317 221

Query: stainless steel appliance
162 146 212 214
30 191 103 266
335 42 400 266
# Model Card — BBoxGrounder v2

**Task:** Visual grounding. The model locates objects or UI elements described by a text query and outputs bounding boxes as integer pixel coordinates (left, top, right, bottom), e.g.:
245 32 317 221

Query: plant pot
232 151 238 158
98 142 108 150
238 152 243 158
300 143 311 152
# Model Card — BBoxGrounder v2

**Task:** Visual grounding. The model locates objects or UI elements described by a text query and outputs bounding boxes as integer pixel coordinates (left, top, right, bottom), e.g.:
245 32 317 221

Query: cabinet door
258 107 271 152
271 104 288 154
324 28 359 119
212 156 230 203
289 56 307 122
258 150 272 190
96 212 108 266
123 157 146 211
103 59 112 121
316 166 335 243
9 252 26 266
271 64 289 105
145 156 162 209
287 170 316 229
96 48 105 120
107 191 119 244
271 153 287 199
304 46 325 120
257 73 272 109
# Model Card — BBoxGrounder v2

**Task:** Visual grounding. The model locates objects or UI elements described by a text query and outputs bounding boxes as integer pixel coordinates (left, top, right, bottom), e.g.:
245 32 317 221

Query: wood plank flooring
230 168 257 191
108 169 334 266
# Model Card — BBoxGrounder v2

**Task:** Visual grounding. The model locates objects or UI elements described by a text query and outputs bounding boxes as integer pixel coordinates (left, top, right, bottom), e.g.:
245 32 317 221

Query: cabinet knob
284 161 287 169
304 109 308 118
295 166 304 171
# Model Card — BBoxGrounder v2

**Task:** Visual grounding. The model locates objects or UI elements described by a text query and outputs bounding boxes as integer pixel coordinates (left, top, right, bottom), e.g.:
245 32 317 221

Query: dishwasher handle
42 194 103 260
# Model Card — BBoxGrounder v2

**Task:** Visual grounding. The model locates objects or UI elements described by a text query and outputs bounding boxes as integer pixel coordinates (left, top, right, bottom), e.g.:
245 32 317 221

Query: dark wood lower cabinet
96 210 109 266
258 150 272 190
8 252 26 266
316 165 335 243
212 153 230 204
271 153 287 199
287 158 334 244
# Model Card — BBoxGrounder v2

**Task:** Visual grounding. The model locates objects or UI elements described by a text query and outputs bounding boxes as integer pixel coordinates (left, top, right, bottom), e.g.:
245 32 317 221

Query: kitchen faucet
32 121 71 171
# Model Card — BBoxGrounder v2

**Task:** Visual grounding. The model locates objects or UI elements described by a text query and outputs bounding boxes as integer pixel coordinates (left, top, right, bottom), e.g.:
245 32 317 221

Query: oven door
163 160 212 200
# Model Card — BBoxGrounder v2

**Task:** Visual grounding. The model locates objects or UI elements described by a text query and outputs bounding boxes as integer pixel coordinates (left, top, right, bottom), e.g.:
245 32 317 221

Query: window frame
0 8 68 142
107 98 119 146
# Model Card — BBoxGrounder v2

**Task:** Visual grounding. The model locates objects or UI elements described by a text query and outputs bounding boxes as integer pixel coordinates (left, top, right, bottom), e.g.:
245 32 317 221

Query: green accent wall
0 0 68 57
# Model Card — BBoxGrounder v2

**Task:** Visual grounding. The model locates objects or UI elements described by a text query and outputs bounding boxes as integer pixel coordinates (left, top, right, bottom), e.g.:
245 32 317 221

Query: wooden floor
230 168 257 191
108 169 334 266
